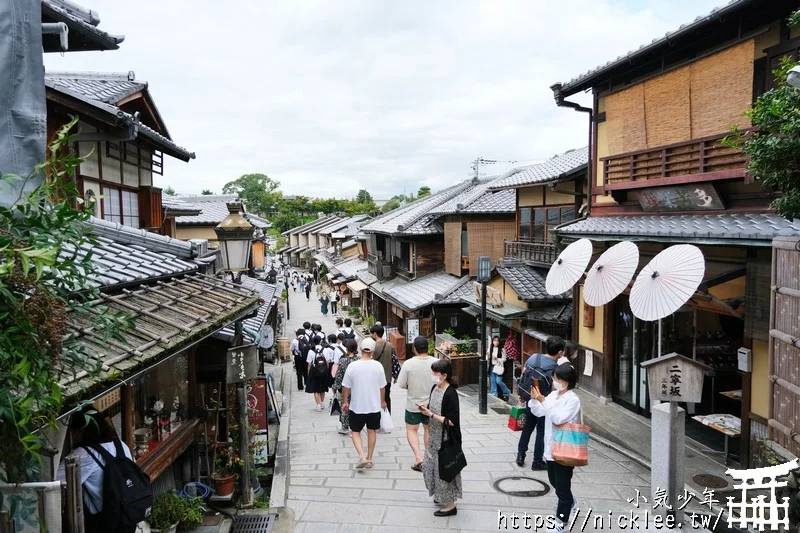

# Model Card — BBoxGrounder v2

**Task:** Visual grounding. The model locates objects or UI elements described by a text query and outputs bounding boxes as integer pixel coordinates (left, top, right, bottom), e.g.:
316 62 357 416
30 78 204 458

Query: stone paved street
278 276 716 532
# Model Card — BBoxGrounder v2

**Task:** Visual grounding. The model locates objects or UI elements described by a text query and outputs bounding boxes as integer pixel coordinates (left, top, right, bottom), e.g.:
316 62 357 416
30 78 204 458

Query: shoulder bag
551 409 591 467
438 417 467 482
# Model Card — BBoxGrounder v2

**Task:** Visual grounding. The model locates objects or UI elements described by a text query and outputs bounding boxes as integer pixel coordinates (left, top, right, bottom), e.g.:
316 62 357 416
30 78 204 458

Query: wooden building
550 0 800 466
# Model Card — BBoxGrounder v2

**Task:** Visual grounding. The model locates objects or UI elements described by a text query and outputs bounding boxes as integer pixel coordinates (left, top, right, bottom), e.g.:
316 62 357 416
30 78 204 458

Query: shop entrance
612 296 661 414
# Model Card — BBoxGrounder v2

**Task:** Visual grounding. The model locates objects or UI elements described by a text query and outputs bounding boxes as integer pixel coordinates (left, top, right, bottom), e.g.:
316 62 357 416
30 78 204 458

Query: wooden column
188 349 197 418
121 384 134 452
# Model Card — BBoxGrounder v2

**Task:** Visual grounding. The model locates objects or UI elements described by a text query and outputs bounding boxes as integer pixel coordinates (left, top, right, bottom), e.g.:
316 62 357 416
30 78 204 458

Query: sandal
356 457 369 469
411 462 423 472
366 461 374 468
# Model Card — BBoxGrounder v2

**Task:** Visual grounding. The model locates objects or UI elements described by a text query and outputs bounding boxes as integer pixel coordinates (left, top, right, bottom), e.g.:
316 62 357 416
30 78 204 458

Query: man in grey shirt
396 336 436 471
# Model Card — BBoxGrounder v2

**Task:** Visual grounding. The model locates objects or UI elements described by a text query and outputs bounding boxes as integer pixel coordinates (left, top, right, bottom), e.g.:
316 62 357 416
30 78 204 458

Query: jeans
516 407 545 463
490 372 510 396
547 460 575 525
294 355 307 390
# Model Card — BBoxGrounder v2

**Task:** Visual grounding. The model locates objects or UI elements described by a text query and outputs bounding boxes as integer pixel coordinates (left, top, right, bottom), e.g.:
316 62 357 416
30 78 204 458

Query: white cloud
45 0 723 199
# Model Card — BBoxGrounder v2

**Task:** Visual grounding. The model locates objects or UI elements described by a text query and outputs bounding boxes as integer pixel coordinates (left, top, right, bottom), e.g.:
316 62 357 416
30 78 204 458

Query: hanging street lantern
214 202 254 282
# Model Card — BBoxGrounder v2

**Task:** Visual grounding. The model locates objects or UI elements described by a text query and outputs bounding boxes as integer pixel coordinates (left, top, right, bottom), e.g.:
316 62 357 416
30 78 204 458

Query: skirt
306 373 329 394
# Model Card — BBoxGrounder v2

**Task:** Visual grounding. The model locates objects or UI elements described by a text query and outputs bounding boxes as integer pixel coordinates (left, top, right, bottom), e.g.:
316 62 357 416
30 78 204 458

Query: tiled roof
360 181 474 235
217 276 278 343
429 177 515 216
314 253 336 270
332 257 368 279
88 216 199 258
41 0 124 52
44 72 194 161
433 277 473 305
44 71 144 104
300 216 342 235
282 216 340 236
245 214 271 229
174 195 239 225
58 273 259 401
527 303 573 324
357 270 378 286
555 0 752 97
497 262 570 302
557 214 800 245
162 197 201 217
383 271 467 311
489 148 589 190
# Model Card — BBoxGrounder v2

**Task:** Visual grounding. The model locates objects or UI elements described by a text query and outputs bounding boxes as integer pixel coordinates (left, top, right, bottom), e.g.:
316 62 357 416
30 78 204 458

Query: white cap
360 338 376 353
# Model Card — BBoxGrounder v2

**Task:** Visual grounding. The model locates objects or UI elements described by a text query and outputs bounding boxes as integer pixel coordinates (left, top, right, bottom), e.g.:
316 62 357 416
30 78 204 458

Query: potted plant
211 447 243 497
177 496 205 531
148 491 183 533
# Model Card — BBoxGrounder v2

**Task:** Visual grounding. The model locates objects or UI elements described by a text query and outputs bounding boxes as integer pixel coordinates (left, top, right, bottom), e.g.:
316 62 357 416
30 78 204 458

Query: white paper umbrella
545 238 593 295
629 244 705 322
583 241 640 307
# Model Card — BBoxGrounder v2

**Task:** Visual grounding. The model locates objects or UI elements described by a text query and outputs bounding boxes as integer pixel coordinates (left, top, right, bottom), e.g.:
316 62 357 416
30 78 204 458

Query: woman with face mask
418 358 462 517
528 362 581 533
488 335 511 401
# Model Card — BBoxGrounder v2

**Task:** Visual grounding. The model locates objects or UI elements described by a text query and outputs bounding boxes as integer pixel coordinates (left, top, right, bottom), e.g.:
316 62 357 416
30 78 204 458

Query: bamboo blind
444 222 462 276
605 83 647 155
690 40 754 138
644 68 691 147
745 255 771 342
492 221 516 264
466 222 493 276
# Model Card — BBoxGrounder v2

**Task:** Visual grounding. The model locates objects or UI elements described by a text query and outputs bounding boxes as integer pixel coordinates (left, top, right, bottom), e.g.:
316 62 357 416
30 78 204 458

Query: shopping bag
330 397 341 416
552 413 590 467
378 408 393 434
438 420 467 482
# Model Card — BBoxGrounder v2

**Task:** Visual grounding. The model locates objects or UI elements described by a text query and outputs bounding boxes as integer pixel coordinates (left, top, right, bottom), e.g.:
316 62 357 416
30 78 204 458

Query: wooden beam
771 375 800 397
770 328 800 349
774 285 800 299
121 384 134 452
603 169 745 192
768 418 800 447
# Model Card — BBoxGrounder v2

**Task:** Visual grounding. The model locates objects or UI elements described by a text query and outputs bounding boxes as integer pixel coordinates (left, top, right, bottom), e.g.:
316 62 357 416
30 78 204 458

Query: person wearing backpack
291 328 310 390
306 335 330 410
57 406 151 533
341 318 356 341
331 289 340 314
516 336 565 470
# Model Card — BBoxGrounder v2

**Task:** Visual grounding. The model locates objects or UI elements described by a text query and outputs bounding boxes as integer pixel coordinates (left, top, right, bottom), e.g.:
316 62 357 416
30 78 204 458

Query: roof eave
41 3 124 52
487 164 587 192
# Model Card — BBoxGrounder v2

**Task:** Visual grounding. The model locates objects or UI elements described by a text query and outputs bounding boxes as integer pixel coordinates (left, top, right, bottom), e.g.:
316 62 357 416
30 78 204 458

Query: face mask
553 380 565 392
432 375 441 385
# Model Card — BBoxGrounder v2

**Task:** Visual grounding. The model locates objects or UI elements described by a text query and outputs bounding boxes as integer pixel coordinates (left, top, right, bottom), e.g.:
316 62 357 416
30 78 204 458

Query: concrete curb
268 365 290 510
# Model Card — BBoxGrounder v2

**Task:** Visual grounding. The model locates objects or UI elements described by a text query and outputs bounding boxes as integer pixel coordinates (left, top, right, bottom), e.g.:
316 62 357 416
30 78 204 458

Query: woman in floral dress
418 358 462 517
332 338 359 434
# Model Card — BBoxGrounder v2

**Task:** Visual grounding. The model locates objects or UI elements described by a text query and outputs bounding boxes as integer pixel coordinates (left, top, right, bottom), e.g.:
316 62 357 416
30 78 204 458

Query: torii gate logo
725 458 798 531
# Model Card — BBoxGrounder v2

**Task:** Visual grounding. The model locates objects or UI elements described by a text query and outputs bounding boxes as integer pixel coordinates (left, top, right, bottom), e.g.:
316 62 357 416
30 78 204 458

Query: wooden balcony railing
504 241 557 267
601 132 748 191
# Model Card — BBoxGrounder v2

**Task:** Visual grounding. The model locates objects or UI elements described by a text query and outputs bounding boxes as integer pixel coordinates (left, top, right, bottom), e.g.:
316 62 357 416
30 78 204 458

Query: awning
277 246 292 254
58 273 259 404
347 279 368 292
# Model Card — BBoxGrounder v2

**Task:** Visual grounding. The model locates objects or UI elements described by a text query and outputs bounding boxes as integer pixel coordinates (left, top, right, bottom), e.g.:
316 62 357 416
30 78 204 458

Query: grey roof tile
558 214 800 244
281 215 339 235
496 263 570 302
332 257 368 279
429 177 515 215
383 271 466 311
174 195 239 225
245 213 271 229
489 148 588 190
43 72 144 104
360 181 474 235
88 216 198 258
527 303 573 324
556 0 751 96
41 0 124 51
434 277 474 304
162 197 201 217
357 270 378 286
217 276 278 342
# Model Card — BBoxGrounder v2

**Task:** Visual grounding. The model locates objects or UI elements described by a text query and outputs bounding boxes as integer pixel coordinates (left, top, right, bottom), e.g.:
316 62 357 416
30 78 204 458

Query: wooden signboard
582 303 595 328
640 352 711 403
473 282 504 308
226 344 259 384
636 184 724 212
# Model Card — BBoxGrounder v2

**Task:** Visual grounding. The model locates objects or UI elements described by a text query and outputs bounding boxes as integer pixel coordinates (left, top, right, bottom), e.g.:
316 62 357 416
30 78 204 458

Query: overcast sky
45 0 723 200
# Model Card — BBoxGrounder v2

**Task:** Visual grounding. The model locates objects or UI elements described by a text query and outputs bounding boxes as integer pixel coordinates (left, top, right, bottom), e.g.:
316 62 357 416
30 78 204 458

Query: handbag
552 410 590 467
330 397 341 416
438 418 467 482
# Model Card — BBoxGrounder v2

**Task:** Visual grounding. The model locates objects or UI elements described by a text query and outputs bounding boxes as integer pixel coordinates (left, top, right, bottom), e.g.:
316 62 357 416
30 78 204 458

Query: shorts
349 411 381 432
404 410 430 426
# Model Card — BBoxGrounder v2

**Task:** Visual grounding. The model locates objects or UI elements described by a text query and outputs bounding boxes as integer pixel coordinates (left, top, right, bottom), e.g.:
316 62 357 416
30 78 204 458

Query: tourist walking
291 328 309 391
320 291 330 316
397 336 435 471
370 324 397 414
331 290 340 314
305 279 312 301
306 335 329 410
528 362 581 531
418 358 462 517
332 338 359 434
488 336 511 401
324 333 340 389
341 318 356 340
516 336 564 469
342 338 387 469
299 276 306 293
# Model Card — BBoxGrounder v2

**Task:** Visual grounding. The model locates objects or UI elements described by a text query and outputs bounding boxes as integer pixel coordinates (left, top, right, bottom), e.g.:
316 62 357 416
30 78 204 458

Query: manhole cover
693 474 728 489
493 476 550 497
231 513 277 533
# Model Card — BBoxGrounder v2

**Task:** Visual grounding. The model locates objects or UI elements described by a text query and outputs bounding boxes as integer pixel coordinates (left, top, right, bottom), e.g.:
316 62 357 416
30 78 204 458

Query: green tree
273 212 309 233
222 173 281 216
0 118 131 482
381 196 403 213
164 186 176 196
417 186 431 198
201 189 214 195
356 189 373 204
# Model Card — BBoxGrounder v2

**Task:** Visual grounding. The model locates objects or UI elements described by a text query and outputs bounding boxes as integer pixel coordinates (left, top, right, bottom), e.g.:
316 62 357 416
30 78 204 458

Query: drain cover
692 474 729 489
231 513 277 533
493 476 550 497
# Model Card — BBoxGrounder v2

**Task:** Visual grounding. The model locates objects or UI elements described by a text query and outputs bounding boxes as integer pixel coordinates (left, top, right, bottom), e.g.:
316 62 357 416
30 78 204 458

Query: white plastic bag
378 408 393 434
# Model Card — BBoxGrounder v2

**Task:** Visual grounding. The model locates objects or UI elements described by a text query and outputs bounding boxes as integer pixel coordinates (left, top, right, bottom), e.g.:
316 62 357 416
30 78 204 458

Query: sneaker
569 499 579 521
337 426 349 435
515 456 524 467
531 460 547 471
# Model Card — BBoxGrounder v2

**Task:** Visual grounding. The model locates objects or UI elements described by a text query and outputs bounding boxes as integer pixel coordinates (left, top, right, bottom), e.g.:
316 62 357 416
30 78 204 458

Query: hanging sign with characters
636 184 724 212
640 352 711 403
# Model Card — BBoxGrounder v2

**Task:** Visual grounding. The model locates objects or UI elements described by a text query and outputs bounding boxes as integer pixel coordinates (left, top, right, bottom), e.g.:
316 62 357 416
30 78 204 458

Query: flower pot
211 473 236 497
150 523 178 533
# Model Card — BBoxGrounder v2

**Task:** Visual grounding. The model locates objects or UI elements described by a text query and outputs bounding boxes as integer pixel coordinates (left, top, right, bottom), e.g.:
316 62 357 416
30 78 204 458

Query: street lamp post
213 202 255 505
477 256 491 415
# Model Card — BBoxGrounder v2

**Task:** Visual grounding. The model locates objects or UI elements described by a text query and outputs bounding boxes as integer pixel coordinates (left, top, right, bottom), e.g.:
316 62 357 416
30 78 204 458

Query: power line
471 157 518 180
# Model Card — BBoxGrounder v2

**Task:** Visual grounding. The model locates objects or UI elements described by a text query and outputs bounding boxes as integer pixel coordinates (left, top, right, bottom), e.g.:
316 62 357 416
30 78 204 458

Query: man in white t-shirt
396 335 435 471
342 338 387 469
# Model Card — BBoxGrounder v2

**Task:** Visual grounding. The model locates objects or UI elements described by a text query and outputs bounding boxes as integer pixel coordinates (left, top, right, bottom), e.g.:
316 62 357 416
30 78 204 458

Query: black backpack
82 440 153 529
312 346 328 377
341 327 356 341
518 354 557 402
296 334 310 357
